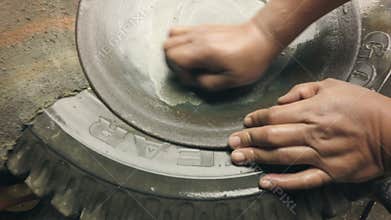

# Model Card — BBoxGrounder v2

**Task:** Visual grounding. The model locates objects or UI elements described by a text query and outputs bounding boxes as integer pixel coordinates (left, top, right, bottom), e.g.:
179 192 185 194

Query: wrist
250 8 293 49
250 0 350 48
378 95 391 173
243 20 283 55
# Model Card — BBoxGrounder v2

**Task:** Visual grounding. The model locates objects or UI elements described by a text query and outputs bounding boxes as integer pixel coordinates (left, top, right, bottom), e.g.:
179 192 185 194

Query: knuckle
276 149 289 164
322 78 338 86
267 106 280 123
303 173 315 186
262 127 274 143
242 132 254 146
316 122 334 139
318 170 331 185
193 41 207 55
247 114 257 124
168 50 190 67
180 53 195 67
302 148 324 169
310 151 323 167
324 78 336 82
191 46 212 66
166 49 176 60
198 78 224 92
311 130 328 145
292 83 307 91
250 111 263 124
292 84 302 90
168 29 176 36
304 109 323 123
248 148 257 161
200 43 215 60
303 125 317 144
300 87 312 96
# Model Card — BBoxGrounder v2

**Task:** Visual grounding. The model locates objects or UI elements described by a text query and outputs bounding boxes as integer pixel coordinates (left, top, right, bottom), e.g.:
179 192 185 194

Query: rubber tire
5 91 350 220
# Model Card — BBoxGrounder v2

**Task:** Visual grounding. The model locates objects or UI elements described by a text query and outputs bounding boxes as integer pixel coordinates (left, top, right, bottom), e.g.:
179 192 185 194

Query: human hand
228 79 391 190
164 21 282 91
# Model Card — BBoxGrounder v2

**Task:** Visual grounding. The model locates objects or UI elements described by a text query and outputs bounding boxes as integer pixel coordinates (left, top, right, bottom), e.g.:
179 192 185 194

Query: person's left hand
228 79 391 190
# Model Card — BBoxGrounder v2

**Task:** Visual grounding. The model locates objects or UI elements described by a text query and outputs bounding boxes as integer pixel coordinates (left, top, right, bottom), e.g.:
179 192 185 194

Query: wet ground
0 0 390 219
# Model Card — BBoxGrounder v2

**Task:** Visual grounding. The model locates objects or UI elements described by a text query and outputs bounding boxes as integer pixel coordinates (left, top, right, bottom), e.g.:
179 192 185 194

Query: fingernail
229 136 241 148
260 179 273 189
231 151 246 165
244 116 253 126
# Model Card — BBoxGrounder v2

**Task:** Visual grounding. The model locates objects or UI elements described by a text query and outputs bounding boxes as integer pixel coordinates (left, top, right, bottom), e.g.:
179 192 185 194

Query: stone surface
0 0 88 169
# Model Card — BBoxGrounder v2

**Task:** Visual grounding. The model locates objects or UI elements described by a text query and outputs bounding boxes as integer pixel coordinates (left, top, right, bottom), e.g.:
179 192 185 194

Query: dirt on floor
0 0 88 168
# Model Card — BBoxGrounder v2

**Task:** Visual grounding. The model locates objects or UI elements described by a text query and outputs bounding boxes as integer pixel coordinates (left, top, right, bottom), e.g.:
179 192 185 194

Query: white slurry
114 0 317 106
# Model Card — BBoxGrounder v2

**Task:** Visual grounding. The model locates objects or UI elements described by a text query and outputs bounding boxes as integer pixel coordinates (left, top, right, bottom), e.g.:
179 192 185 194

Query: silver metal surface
77 0 362 148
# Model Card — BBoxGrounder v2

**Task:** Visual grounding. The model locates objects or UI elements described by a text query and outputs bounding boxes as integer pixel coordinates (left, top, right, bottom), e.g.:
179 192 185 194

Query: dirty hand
229 79 391 190
164 0 351 91
164 21 281 91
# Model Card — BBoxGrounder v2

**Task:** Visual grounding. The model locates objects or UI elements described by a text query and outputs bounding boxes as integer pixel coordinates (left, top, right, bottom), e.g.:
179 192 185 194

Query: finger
169 25 226 37
166 43 206 69
164 35 192 50
278 82 320 105
196 74 234 91
229 124 309 149
169 26 193 37
243 102 309 127
231 146 319 166
259 168 333 190
176 71 197 87
165 56 196 86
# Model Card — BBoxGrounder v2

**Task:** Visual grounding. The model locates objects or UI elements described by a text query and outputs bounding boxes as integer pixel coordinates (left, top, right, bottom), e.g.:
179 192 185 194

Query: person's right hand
164 21 282 91
229 79 391 190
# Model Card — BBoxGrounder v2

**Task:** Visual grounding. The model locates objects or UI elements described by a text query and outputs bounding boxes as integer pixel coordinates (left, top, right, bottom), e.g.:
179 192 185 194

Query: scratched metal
77 0 362 148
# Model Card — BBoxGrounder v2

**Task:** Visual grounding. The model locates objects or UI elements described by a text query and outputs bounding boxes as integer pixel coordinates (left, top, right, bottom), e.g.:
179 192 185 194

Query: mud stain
0 17 75 47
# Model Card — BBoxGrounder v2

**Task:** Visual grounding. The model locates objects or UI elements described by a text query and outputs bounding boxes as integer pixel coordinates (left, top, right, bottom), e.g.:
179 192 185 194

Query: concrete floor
0 0 88 169
0 0 389 219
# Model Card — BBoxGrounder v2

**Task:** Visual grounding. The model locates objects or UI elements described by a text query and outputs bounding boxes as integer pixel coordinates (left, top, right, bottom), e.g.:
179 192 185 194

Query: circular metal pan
77 0 361 148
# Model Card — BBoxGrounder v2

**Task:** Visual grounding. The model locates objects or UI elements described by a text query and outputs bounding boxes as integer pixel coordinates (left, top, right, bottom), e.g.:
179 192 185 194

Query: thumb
278 82 320 105
196 74 234 91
